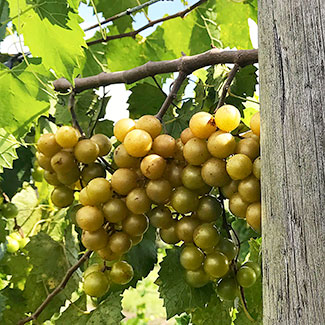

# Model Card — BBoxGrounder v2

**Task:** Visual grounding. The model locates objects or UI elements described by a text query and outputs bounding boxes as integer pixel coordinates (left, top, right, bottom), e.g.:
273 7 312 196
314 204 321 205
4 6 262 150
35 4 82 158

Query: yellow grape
74 139 99 164
214 105 241 132
140 154 166 180
135 115 162 138
226 154 252 180
90 134 112 156
152 134 176 158
189 112 216 139
55 126 79 148
183 138 210 166
123 129 152 157
37 133 61 157
86 178 112 204
113 118 136 142
250 111 260 136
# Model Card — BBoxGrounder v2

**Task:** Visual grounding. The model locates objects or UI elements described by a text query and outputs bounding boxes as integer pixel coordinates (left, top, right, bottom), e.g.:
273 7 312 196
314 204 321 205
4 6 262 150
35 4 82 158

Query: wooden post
258 1 325 323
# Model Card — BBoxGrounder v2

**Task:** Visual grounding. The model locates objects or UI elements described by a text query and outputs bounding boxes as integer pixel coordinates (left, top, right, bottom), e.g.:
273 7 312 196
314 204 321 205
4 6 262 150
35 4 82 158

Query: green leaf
191 294 233 325
0 0 9 42
157 247 214 319
0 129 19 173
0 292 6 322
0 218 6 243
93 120 114 138
8 0 87 80
0 59 51 137
127 82 165 119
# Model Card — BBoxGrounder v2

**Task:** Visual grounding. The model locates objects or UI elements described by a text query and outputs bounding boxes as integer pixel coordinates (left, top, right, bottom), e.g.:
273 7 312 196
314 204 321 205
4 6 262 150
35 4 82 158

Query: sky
1 1 258 122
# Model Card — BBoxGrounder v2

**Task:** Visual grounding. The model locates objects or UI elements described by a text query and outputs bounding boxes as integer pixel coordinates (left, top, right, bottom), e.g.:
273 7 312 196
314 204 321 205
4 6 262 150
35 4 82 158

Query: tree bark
259 1 325 324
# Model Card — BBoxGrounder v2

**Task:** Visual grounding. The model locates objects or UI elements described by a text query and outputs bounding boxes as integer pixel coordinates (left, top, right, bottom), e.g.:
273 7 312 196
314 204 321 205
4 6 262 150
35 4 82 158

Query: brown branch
155 71 187 120
215 63 240 111
18 250 92 325
86 0 208 46
53 49 258 93
68 91 84 135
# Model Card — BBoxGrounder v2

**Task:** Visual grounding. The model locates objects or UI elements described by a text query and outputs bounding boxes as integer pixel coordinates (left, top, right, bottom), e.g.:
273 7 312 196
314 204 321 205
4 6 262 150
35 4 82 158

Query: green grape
81 163 106 185
220 180 239 199
102 198 128 223
229 192 249 219
152 134 176 158
111 168 138 195
171 186 199 214
6 236 20 253
201 158 231 187
204 251 229 278
183 138 210 166
79 187 92 206
83 271 109 297
2 202 18 218
74 139 99 164
197 196 222 222
55 126 79 148
193 223 220 250
226 154 253 180
82 228 109 251
217 277 239 301
126 188 151 214
37 152 54 171
108 232 132 255
243 261 261 278
180 244 205 270
51 186 74 208
122 213 149 236
148 206 173 229
86 178 112 204
57 165 81 185
181 165 205 190
207 132 236 159
44 170 61 186
236 138 260 160
238 175 261 203
68 204 82 225
159 221 179 244
83 263 104 279
246 202 261 232
113 144 140 168
145 179 172 204
176 217 200 243
110 261 134 285
250 111 260 136
97 245 120 261
50 151 76 174
236 266 257 288
216 237 238 261
90 134 112 156
130 234 143 246
185 267 210 288
32 166 43 182
76 206 104 232
136 115 162 139
163 162 183 187
252 156 261 179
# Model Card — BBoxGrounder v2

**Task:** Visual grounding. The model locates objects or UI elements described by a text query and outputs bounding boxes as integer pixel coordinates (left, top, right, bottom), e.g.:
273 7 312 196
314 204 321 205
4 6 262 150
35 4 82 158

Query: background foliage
0 0 260 323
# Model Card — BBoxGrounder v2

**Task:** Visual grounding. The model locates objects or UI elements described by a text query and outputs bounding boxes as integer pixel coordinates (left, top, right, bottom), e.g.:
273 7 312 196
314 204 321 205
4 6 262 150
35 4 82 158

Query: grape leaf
8 0 86 81
0 0 9 42
93 120 114 138
0 129 19 173
156 247 214 319
191 294 233 325
0 59 51 138
0 292 6 322
0 218 6 243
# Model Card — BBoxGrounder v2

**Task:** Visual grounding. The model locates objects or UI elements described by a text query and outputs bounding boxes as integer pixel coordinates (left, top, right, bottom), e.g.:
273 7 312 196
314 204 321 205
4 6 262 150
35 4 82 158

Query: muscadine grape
193 223 220 250
57 165 81 185
236 138 260 160
226 154 252 180
110 261 134 285
229 192 249 219
97 245 120 261
37 133 61 157
44 170 61 186
146 179 172 204
87 178 112 204
250 111 260 136
180 127 195 144
152 134 176 158
185 267 210 288
217 277 239 301
76 206 104 232
136 115 162 138
50 151 76 174
90 134 112 156
183 138 210 166
216 237 238 261
174 138 185 162
214 105 241 132
122 213 149 236
207 132 236 159
189 112 216 139
111 168 137 195
197 196 222 222
79 187 92 206
81 163 106 185
83 271 109 297
253 157 261 179
180 244 205 270
171 186 199 214
108 232 132 255
37 152 54 171
181 165 205 190
82 228 109 251
246 202 261 232
243 261 261 278
83 264 103 279
148 206 173 229
242 130 259 142
114 118 136 142
220 180 239 199
201 158 231 187
2 203 18 218
123 129 152 157
236 266 257 288
130 234 143 246
176 216 200 243
126 188 151 214
51 186 74 207
238 175 260 203
163 162 184 187
140 154 166 179
102 198 128 223
6 236 20 253
159 221 179 244
74 139 99 164
55 126 79 148
203 251 229 278
113 144 140 168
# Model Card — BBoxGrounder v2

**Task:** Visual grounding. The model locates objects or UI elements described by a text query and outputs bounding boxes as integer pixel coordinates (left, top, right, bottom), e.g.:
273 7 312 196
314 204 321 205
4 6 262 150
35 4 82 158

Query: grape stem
215 63 240 111
98 156 115 174
239 286 255 322
68 91 85 136
17 250 92 325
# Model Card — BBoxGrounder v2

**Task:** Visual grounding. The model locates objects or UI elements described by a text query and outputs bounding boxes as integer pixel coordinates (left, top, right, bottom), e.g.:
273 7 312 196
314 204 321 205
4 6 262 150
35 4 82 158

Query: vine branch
68 91 84 135
18 250 92 325
215 63 240 110
53 49 258 93
87 0 207 46
152 76 180 110
84 0 162 32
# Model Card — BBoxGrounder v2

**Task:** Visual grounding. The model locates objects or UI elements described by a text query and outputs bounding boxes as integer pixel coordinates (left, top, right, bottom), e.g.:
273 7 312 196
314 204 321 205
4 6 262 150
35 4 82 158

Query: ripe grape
146 179 172 204
238 175 261 203
220 180 239 199
126 188 151 214
159 220 179 244
236 138 260 160
193 223 220 250
236 266 257 288
123 129 152 157
97 245 120 261
37 152 54 171
113 118 136 142
180 244 204 270
44 170 61 186
176 216 200 243
180 127 195 144
83 263 103 279
81 228 109 251
37 133 61 157
79 187 92 206
197 196 222 222
51 186 74 208
83 271 109 297
201 158 231 187
50 151 76 174
217 277 239 301
226 154 253 180
130 234 143 246
102 198 128 223
174 138 185 162
57 165 81 185
246 202 261 232
136 115 162 138
55 126 79 148
253 156 261 179
214 105 241 132
81 163 106 185
2 203 18 218
203 251 229 278
171 186 199 214
110 261 134 285
183 138 210 165
185 267 210 288
111 168 138 195
108 232 132 255
140 154 166 179
122 213 149 236
207 132 236 159
86 178 112 204
76 206 104 232
152 134 176 158
74 139 99 164
250 111 260 136
189 112 216 139
113 144 140 168
90 134 112 156
242 130 259 142
229 192 249 218
181 165 205 190
148 206 173 229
